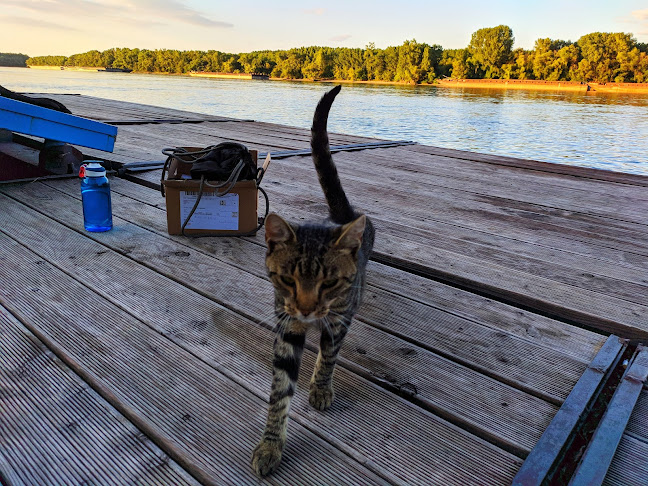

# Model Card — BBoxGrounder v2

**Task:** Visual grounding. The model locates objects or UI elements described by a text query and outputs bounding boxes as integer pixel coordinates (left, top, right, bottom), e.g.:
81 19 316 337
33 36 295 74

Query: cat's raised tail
310 85 356 225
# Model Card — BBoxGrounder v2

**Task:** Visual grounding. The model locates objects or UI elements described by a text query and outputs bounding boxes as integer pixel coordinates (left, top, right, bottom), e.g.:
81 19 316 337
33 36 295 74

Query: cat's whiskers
278 315 294 340
327 311 350 330
256 311 284 331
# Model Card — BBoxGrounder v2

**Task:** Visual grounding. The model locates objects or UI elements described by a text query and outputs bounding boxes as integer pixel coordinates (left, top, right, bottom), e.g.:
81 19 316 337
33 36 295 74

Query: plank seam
402 146 648 188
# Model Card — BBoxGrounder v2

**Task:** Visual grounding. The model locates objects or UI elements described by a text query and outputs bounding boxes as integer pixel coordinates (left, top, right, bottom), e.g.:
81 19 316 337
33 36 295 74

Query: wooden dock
1 93 647 485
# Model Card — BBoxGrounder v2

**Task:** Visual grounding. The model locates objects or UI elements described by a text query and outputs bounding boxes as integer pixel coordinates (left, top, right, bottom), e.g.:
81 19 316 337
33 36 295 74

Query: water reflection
2 67 647 174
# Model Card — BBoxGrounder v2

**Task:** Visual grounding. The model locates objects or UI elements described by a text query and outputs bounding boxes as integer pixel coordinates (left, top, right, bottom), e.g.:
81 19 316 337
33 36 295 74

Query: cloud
330 34 352 42
134 0 233 28
303 8 325 15
3 0 232 29
0 14 83 31
630 8 648 39
632 9 648 21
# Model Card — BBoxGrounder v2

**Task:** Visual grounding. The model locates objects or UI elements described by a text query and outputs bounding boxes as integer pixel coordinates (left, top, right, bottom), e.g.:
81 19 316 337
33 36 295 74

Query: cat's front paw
309 385 334 410
251 440 283 476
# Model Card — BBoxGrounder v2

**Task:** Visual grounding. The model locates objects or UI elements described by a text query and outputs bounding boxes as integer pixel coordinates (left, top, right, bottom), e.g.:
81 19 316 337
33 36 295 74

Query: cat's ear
265 213 296 250
334 215 366 253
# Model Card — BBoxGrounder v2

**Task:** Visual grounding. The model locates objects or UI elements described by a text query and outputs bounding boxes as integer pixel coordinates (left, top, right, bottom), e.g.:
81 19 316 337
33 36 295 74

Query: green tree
575 32 636 82
222 54 242 74
512 48 534 79
26 55 67 66
274 52 302 78
617 47 648 82
395 39 426 83
136 50 156 72
333 48 366 80
531 38 576 80
111 48 139 70
438 48 470 78
468 25 515 78
302 48 331 79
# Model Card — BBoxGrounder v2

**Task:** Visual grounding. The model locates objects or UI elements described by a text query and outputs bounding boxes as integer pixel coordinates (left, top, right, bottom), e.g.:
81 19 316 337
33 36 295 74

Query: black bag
189 142 258 181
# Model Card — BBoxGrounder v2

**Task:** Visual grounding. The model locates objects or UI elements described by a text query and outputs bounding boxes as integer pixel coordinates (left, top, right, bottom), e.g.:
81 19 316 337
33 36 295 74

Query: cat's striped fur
251 85 375 476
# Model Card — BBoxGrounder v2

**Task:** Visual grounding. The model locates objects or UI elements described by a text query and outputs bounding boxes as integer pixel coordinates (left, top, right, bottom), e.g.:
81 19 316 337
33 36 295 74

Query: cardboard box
162 148 259 236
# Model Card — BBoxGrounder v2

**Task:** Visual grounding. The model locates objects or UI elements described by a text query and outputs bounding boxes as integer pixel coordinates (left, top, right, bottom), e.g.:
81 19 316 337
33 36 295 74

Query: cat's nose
297 305 316 318
296 293 317 314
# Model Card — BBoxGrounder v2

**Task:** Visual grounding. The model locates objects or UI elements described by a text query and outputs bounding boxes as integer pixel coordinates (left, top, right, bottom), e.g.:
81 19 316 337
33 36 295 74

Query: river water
2 67 648 175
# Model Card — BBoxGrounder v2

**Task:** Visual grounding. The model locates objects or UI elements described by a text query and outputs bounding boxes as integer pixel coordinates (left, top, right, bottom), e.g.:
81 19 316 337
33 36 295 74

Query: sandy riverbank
271 76 648 93
436 79 648 93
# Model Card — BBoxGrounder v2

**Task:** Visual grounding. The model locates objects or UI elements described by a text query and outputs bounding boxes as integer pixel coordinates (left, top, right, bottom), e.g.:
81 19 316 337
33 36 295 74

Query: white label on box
180 191 239 230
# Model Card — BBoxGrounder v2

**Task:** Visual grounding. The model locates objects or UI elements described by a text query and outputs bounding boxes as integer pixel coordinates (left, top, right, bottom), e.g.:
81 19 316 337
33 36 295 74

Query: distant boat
98 68 132 73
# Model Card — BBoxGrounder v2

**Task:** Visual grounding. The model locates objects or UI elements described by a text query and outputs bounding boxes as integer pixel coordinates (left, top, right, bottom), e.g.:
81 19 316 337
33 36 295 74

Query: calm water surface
3 67 648 174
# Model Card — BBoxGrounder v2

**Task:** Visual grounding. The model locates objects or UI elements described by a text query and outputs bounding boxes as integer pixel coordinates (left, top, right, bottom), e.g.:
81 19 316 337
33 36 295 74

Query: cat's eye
321 278 338 289
280 275 296 286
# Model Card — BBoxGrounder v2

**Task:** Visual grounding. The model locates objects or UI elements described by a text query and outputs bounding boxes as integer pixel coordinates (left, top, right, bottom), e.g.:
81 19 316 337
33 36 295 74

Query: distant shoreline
265 76 648 94
435 78 648 94
23 65 648 94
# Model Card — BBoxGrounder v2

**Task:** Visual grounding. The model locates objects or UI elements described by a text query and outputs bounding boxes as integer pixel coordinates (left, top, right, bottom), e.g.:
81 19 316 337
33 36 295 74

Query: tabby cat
251 85 375 476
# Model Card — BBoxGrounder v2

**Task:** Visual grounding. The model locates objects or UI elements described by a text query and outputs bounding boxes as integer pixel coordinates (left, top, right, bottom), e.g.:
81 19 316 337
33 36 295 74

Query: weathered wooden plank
342 148 648 251
381 147 648 207
0 228 522 485
240 161 648 337
0 186 567 456
80 123 291 164
129 158 648 274
0 449 27 486
372 232 648 339
0 305 200 486
263 178 648 304
404 144 648 188
624 387 648 441
264 149 648 258
186 119 378 147
603 434 648 486
45 94 233 122
117 166 648 337
78 121 373 165
123 152 648 273
3 180 596 403
0 234 398 486
106 176 607 362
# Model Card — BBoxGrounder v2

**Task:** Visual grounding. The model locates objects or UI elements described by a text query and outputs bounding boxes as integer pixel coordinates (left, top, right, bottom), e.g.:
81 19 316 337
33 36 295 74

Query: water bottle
80 161 113 232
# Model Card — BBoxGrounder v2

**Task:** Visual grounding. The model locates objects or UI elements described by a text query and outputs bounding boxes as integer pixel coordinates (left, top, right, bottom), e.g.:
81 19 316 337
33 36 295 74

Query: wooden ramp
0 93 647 485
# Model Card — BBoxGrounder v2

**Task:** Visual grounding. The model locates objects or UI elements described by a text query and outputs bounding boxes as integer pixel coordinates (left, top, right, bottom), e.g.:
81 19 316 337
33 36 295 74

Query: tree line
0 53 30 67
11 26 648 83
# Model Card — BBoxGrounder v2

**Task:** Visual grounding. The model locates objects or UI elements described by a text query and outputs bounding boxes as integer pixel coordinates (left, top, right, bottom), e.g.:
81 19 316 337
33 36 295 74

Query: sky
2 0 648 57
